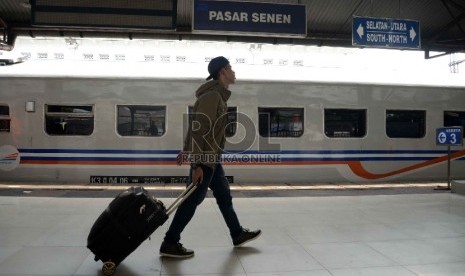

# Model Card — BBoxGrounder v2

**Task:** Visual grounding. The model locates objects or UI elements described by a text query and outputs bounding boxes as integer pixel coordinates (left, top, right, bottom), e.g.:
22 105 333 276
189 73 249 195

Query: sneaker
233 228 261 247
159 241 194 258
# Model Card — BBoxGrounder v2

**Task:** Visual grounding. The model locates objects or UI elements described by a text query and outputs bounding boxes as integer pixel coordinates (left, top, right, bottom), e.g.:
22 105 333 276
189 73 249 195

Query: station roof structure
1 0 464 58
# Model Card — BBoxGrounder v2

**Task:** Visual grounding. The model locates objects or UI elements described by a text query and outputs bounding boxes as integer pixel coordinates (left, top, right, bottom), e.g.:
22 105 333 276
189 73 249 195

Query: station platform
0 182 464 276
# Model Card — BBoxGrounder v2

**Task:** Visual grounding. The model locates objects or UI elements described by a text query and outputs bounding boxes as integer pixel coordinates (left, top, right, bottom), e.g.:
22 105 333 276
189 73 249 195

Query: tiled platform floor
1 190 465 275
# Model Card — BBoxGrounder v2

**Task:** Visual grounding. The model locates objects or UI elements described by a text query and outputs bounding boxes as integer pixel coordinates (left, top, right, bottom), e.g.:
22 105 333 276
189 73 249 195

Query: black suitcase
87 183 197 276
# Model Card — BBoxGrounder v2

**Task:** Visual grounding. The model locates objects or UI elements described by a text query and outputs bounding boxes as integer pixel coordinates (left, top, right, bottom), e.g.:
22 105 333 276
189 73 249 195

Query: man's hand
176 151 188 166
192 166 203 185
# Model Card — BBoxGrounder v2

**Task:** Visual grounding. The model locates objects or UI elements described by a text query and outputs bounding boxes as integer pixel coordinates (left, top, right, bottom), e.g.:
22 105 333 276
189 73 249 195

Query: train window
0 104 10 132
258 107 304 137
444 111 465 137
117 105 166 137
0 105 8 116
324 109 366 138
188 106 237 137
45 105 94 136
386 110 426 138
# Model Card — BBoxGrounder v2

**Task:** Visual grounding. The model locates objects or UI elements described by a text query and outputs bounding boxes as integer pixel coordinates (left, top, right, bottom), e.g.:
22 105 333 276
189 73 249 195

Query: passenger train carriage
0 76 464 184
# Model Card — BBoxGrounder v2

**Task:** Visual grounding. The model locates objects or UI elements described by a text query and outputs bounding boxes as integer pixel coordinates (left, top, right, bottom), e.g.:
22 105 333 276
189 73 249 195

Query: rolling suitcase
87 183 197 276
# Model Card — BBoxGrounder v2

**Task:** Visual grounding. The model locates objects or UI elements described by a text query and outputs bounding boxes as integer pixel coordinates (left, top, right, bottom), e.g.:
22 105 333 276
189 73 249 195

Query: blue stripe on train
21 157 171 161
18 148 451 154
17 148 464 162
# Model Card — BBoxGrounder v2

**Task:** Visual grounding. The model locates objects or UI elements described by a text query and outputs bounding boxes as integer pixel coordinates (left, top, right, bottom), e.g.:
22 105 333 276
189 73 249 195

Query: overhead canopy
0 0 464 57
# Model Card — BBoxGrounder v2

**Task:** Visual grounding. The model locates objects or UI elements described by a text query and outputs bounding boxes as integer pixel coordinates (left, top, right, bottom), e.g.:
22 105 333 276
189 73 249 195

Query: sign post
435 127 463 190
352 16 420 49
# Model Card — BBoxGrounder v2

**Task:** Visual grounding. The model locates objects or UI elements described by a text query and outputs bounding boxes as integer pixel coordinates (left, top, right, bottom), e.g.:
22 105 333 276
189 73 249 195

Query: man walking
159 56 261 258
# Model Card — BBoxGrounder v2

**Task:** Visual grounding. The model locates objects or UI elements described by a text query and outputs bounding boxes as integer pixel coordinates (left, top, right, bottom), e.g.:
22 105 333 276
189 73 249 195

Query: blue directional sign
436 127 463 146
352 16 420 49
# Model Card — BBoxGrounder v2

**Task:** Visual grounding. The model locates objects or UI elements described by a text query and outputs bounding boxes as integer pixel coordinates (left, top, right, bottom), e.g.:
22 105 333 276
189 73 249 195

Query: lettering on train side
90 176 234 184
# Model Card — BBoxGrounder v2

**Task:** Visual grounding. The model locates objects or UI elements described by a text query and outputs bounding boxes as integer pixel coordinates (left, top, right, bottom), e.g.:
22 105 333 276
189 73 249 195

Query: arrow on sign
409 27 416 41
438 132 447 144
357 24 364 38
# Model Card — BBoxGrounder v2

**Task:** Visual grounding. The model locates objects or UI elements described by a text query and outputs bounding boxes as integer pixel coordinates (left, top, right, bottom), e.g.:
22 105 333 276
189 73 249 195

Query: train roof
1 61 465 89
1 37 464 88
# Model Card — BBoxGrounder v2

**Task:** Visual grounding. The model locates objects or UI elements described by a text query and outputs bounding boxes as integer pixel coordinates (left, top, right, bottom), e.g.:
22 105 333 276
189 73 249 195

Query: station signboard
193 0 306 37
436 127 463 146
435 126 463 190
352 16 420 49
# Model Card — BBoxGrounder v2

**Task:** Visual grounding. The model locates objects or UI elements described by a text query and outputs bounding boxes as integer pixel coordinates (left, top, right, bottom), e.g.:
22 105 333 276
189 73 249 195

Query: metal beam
0 16 16 51
424 50 450 59
429 0 465 47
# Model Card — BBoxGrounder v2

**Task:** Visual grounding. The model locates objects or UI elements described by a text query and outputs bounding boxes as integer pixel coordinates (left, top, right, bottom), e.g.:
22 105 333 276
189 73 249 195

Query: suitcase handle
166 182 197 215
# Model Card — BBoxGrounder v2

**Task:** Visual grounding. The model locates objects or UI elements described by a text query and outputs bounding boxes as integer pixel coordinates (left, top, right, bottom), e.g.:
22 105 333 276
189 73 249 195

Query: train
1 72 465 184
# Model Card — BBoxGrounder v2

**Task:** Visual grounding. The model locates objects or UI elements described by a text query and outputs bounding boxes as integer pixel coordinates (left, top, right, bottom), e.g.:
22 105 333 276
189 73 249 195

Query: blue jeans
164 163 243 243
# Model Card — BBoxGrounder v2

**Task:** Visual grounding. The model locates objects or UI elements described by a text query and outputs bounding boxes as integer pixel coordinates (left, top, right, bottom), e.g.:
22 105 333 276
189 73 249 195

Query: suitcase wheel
102 261 116 276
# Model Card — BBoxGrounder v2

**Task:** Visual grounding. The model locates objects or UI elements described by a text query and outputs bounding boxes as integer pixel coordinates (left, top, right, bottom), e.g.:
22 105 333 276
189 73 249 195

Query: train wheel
102 261 116 276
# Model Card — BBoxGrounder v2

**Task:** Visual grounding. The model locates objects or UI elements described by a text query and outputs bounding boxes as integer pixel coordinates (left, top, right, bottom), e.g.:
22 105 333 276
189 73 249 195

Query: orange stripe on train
348 149 465 179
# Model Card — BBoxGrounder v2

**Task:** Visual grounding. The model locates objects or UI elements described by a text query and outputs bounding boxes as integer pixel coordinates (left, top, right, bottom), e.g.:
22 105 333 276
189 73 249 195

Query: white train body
1 76 464 184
